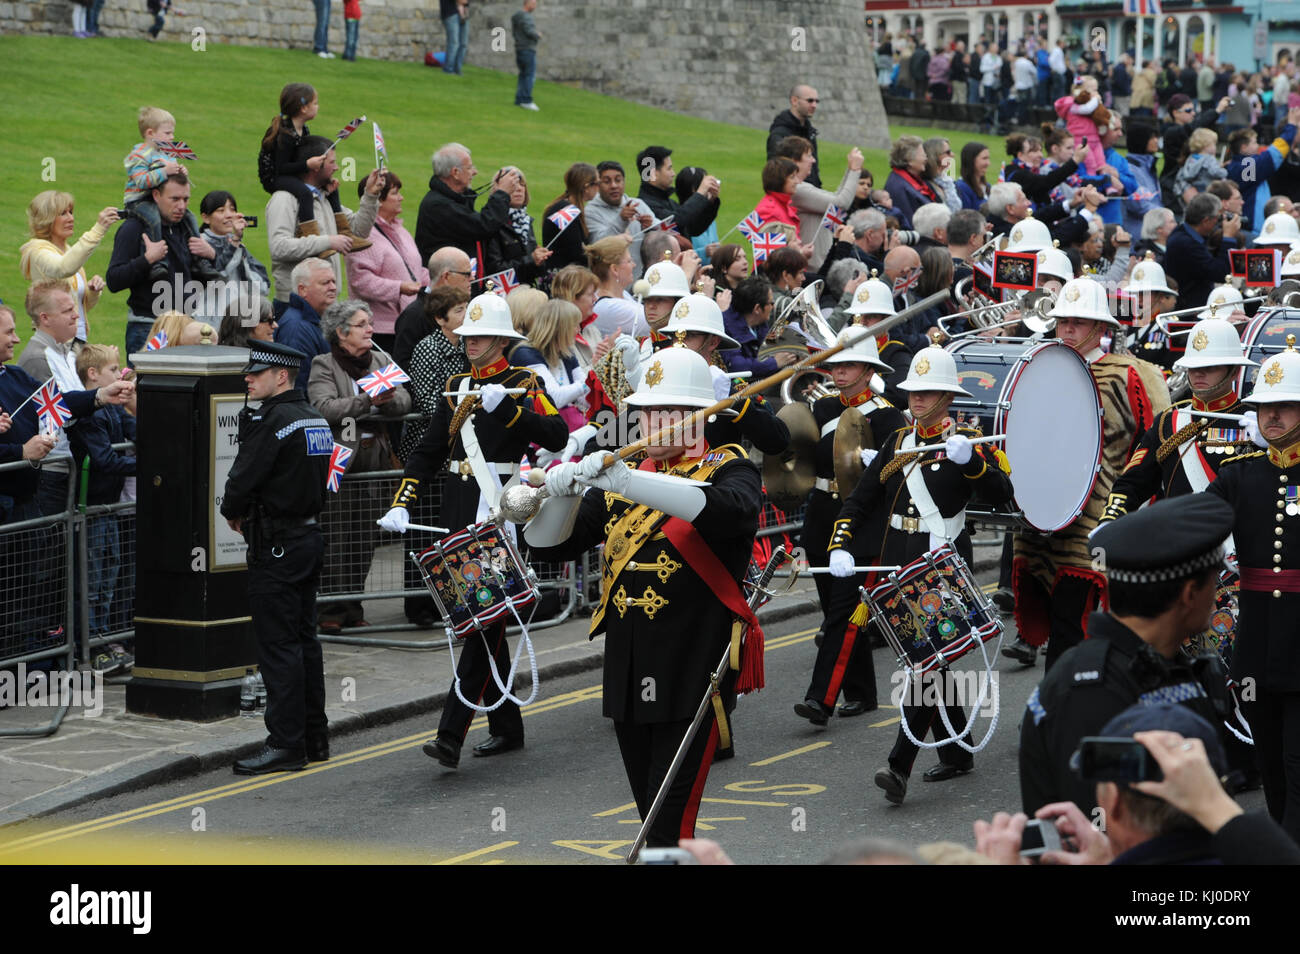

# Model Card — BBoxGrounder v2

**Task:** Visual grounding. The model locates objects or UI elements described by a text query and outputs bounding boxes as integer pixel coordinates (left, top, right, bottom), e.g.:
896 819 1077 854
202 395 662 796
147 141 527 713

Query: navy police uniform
393 355 567 762
1018 494 1236 814
221 342 332 769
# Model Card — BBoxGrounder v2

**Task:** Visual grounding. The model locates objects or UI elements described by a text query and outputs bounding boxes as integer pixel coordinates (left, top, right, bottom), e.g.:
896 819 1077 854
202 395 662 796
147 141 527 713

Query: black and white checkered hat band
252 351 298 368
1106 546 1225 584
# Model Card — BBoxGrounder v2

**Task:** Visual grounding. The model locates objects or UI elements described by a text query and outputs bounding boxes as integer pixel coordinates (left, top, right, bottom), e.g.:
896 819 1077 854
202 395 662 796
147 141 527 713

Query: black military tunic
1099 393 1251 525
1019 611 1226 814
800 390 906 709
1130 320 1178 373
393 356 568 748
876 336 913 409
828 422 1013 776
221 389 332 754
528 444 761 846
1209 444 1300 838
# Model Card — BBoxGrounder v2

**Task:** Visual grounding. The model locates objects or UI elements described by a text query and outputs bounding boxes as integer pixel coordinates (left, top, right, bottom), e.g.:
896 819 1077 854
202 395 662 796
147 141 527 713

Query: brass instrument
832 405 874 497
936 289 1057 339
769 280 838 348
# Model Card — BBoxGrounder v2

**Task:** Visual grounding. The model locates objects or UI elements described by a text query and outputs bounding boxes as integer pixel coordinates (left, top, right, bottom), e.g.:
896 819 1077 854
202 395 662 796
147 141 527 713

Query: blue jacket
1123 153 1162 238
273 293 328 393
1227 123 1298 230
1098 146 1138 226
70 406 137 506
956 179 987 211
883 170 938 231
0 364 99 509
1036 49 1050 84
1166 222 1237 312
720 310 780 378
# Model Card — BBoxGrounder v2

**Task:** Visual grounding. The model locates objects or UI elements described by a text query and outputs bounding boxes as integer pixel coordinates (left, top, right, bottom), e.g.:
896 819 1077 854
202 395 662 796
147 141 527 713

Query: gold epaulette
1221 450 1266 466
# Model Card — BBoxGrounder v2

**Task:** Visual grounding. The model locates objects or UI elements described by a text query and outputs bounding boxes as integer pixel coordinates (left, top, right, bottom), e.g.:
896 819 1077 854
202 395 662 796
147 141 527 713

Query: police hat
1091 494 1233 584
243 340 306 374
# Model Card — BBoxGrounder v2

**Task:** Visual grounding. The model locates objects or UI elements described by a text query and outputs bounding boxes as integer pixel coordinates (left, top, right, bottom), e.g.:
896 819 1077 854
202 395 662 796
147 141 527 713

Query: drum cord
1224 697 1253 746
445 581 542 714
898 629 1001 754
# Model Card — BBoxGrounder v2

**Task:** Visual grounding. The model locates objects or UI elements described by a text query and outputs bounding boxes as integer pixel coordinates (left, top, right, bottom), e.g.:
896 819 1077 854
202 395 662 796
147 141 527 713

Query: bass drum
1237 306 1300 393
946 339 1103 532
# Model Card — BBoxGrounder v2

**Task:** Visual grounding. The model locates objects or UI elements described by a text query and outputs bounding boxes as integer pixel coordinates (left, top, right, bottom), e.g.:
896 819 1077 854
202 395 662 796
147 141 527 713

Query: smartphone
242 215 259 228
1019 819 1062 858
1081 137 1089 147
1076 736 1164 783
115 209 132 220
638 848 697 865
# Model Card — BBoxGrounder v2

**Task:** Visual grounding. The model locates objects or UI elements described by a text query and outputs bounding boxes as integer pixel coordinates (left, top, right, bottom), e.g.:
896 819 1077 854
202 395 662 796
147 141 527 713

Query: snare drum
946 338 1103 532
413 522 539 637
1238 307 1300 393
862 545 1003 675
1185 569 1239 680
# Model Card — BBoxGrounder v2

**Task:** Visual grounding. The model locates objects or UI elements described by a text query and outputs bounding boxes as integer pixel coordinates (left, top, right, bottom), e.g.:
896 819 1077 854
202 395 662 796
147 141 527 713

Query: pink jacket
1054 94 1106 175
344 216 430 335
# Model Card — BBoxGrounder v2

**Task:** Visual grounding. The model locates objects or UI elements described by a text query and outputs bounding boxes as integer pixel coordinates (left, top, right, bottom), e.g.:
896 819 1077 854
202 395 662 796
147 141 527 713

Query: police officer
222 340 332 776
1099 316 1257 524
379 291 567 770
1018 494 1235 814
796 329 906 723
524 346 762 846
826 345 1014 804
1209 337 1300 839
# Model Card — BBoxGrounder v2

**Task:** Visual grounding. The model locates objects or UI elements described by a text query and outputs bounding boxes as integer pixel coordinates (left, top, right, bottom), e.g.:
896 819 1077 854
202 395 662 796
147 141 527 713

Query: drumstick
800 565 903 575
405 524 451 534
907 433 1008 455
440 388 529 397
1189 410 1251 423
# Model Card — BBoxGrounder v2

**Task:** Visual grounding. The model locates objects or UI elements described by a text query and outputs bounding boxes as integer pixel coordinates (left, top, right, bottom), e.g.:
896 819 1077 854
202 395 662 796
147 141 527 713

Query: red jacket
755 191 800 230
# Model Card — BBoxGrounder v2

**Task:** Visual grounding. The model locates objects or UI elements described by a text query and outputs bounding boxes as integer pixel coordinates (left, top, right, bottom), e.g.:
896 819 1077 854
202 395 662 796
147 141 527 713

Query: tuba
769 280 839 348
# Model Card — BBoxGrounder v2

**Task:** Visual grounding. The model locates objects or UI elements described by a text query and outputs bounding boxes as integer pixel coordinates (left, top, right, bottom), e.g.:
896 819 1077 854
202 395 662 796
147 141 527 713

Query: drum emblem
461 562 484 584
475 586 494 605
919 590 943 615
1192 329 1209 351
1211 610 1235 636
936 617 957 638
1265 361 1285 386
645 360 664 388
958 370 996 390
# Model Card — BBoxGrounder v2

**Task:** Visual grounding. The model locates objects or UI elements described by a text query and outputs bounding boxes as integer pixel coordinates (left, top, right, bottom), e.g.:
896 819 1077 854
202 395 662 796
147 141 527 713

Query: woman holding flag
541 163 598 276
484 167 552 289
345 171 429 354
309 298 412 632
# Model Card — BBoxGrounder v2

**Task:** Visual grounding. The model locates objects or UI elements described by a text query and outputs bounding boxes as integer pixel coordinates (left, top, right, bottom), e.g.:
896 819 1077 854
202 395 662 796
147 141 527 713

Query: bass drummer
793 329 907 726
825 344 1013 805
379 291 568 771
1004 277 1170 670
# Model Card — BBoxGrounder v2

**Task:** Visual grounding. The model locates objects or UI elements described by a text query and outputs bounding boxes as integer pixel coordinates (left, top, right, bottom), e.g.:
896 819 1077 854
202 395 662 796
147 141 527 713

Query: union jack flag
153 140 198 161
484 269 519 295
751 231 787 263
996 162 1007 184
326 443 351 493
737 210 763 240
548 204 581 231
1125 0 1160 14
357 362 411 398
469 259 478 281
146 330 168 351
373 121 388 168
820 204 846 233
335 116 366 141
1128 189 1158 202
657 216 679 233
35 380 72 433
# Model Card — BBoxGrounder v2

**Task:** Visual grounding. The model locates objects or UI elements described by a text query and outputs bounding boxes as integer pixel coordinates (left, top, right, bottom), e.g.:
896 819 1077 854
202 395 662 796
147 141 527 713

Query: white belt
814 477 838 494
449 460 516 476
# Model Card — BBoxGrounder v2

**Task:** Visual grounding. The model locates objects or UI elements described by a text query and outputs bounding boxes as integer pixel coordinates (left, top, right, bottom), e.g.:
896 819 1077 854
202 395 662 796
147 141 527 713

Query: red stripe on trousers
678 721 720 841
823 623 861 708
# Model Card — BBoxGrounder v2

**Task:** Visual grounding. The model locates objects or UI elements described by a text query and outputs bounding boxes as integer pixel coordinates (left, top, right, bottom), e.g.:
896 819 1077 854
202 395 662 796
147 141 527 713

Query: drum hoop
412 521 540 638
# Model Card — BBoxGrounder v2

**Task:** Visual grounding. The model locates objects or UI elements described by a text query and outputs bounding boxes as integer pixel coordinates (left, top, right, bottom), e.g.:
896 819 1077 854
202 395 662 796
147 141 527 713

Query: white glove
860 448 878 467
479 382 508 413
1242 410 1269 449
561 423 598 463
709 365 732 402
828 549 856 578
378 506 410 534
544 461 584 498
945 434 973 465
577 451 629 493
576 449 614 482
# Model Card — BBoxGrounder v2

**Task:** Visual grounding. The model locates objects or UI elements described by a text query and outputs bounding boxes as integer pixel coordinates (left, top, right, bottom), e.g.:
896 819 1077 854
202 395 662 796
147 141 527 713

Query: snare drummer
794 329 906 725
1004 277 1170 670
378 292 568 770
825 345 1013 805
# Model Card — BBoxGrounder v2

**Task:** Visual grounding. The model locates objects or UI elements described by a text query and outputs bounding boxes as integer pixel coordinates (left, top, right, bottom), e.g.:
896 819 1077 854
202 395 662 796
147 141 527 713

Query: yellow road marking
749 741 831 766
870 716 902 728
435 841 518 865
593 801 639 818
700 797 788 807
552 839 632 860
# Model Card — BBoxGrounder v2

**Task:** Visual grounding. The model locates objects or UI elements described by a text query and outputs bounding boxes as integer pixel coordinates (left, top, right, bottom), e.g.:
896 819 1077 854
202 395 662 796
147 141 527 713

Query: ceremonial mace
497 289 952 523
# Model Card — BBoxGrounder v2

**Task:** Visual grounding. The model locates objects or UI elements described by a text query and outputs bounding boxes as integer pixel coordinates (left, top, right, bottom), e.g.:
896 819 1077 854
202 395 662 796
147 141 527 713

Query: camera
1076 736 1163 783
243 215 259 229
1019 818 1062 858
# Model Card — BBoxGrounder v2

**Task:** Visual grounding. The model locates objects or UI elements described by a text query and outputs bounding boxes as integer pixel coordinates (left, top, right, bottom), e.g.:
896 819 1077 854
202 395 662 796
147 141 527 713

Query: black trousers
888 671 973 775
614 715 719 848
247 527 327 752
1243 689 1300 843
437 619 524 743
1043 574 1102 672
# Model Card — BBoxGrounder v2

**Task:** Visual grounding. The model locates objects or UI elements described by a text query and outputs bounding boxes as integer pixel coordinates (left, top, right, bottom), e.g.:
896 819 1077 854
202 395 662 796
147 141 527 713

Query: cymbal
763 403 818 511
833 405 874 497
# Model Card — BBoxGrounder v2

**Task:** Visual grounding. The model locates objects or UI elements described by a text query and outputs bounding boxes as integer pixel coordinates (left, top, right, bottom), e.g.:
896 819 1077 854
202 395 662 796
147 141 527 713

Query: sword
625 545 790 864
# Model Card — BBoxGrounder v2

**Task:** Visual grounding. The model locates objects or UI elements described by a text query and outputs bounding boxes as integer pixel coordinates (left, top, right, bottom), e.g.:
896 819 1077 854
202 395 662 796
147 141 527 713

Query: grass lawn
2 34 993 351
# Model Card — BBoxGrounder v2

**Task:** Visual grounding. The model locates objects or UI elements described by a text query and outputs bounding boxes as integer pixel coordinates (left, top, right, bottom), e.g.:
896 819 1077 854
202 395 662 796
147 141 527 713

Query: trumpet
937 289 1057 339
1155 296 1267 333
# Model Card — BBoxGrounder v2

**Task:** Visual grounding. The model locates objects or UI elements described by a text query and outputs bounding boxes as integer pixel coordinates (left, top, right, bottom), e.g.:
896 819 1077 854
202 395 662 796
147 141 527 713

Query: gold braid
1156 417 1210 464
448 395 480 440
